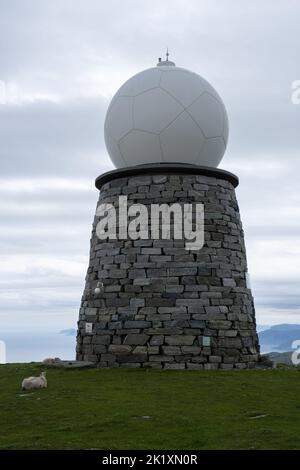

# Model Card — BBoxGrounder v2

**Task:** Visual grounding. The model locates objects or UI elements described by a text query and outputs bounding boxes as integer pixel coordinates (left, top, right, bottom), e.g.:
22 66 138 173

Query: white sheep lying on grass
21 372 47 391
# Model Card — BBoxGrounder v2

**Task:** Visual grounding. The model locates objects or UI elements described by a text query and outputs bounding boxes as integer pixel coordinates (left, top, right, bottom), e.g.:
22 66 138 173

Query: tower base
76 164 260 370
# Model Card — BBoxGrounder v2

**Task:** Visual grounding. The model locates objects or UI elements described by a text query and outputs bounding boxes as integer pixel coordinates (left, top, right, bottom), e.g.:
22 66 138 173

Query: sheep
21 371 47 391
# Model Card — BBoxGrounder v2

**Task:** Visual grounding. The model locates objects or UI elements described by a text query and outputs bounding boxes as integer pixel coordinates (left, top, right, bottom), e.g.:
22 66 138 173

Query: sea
0 329 76 363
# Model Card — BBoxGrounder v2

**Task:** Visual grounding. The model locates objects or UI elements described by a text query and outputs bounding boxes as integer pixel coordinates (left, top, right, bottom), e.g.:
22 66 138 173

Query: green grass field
0 364 299 450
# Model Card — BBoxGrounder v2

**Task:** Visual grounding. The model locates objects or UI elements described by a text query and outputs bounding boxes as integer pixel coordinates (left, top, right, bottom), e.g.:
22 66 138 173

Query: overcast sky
0 0 299 337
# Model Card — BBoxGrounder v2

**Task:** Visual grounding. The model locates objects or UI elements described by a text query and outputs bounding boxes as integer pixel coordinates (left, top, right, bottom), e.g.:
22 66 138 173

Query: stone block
165 285 184 293
109 269 127 279
93 345 107 354
108 321 122 330
149 355 175 362
150 335 164 346
124 334 149 345
108 345 132 354
176 299 209 308
220 363 234 370
143 362 162 369
223 278 236 287
165 335 195 346
208 320 232 330
147 269 167 277
153 175 167 184
146 298 175 307
158 306 187 314
181 346 201 355
219 337 242 349
124 320 151 329
130 298 145 308
117 354 147 363
93 335 111 345
101 354 116 362
164 363 185 370
141 248 162 255
162 346 181 355
133 278 151 286
146 328 182 335
204 363 219 370
209 355 222 363
128 269 146 279
187 363 204 370
133 346 147 354
119 363 141 368
128 175 152 186
139 307 157 315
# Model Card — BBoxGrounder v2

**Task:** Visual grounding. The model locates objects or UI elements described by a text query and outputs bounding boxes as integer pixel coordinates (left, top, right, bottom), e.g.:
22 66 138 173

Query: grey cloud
0 98 112 177
253 279 300 311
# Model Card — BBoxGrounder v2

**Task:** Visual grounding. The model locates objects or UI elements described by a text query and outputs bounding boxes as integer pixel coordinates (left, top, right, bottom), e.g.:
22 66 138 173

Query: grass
0 364 300 450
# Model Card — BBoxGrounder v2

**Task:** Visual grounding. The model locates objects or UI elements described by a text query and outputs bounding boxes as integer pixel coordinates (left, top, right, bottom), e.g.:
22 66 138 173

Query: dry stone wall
76 171 260 369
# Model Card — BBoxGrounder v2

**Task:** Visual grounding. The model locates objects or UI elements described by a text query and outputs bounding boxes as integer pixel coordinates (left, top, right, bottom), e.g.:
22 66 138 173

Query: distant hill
257 325 271 333
267 351 294 366
258 324 300 353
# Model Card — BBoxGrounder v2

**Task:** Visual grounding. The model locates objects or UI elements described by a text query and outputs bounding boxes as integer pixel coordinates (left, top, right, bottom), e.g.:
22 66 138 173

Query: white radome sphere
104 61 229 168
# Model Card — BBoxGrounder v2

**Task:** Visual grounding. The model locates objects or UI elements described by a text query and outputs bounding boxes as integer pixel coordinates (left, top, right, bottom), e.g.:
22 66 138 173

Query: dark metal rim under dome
95 163 239 189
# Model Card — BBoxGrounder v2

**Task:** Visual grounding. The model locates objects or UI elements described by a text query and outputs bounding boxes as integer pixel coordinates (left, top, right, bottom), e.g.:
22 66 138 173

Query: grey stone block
187 363 204 370
158 306 187 314
128 269 146 279
108 345 132 354
204 363 219 370
143 362 162 369
119 363 141 368
150 335 164 346
165 335 195 346
141 248 162 255
164 363 185 369
219 337 242 348
129 175 152 186
182 346 201 355
93 335 111 345
209 355 222 363
153 175 167 184
223 278 236 287
208 320 232 330
124 321 151 329
117 354 147 363
162 346 181 355
149 355 175 362
93 345 107 354
146 328 182 335
130 298 145 308
123 334 149 345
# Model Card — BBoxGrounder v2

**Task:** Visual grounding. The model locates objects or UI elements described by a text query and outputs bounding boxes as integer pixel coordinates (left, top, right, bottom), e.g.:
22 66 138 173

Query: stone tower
76 164 260 369
76 56 260 369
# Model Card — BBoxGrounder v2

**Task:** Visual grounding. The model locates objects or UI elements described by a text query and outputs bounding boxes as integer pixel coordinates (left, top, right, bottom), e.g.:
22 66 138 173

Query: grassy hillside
0 364 300 450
